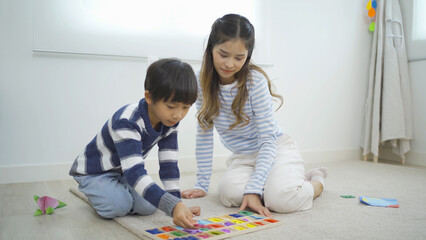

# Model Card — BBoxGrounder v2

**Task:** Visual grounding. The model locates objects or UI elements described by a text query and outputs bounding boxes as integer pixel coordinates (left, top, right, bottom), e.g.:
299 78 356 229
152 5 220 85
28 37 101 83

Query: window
413 0 426 40
33 0 268 62
401 0 426 61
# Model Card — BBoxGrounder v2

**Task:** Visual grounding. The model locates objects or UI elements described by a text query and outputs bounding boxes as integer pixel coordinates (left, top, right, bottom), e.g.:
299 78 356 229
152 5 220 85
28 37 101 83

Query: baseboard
406 151 426 166
0 155 231 184
301 149 361 164
377 148 426 167
0 148 399 184
0 162 73 184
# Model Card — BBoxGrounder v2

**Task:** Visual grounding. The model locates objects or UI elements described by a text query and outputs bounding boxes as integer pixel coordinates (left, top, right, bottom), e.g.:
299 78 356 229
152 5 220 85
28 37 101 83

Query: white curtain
361 0 413 161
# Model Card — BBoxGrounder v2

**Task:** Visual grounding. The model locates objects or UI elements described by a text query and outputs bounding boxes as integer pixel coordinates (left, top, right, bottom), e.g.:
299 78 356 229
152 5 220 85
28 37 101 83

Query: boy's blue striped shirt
195 70 283 195
69 99 181 216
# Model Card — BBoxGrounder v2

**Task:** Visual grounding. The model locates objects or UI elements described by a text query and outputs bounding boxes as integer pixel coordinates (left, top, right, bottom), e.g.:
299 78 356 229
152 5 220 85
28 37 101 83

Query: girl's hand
172 202 199 229
189 206 201 216
238 193 272 217
181 189 207 199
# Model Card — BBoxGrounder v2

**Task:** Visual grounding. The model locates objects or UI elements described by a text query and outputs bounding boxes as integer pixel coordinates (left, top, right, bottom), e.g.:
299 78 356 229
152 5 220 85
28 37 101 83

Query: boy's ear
145 90 152 104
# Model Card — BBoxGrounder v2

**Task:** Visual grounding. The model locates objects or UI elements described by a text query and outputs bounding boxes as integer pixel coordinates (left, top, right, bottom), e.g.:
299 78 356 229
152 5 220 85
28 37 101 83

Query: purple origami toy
33 195 67 216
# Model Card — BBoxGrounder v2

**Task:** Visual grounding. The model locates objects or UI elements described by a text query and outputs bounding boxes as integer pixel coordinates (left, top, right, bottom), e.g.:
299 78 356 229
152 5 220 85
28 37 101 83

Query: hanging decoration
367 0 377 31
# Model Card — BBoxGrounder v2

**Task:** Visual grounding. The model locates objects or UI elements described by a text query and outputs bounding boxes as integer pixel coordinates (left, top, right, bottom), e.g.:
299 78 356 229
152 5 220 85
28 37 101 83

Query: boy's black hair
144 58 197 104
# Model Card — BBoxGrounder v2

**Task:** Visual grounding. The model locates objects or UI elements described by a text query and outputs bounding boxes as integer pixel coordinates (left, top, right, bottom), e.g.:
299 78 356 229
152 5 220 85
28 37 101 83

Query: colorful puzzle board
143 210 282 240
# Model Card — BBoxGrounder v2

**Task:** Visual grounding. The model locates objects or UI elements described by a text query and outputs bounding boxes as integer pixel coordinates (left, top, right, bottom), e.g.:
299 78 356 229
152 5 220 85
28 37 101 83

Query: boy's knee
142 205 157 216
95 194 133 218
133 202 157 216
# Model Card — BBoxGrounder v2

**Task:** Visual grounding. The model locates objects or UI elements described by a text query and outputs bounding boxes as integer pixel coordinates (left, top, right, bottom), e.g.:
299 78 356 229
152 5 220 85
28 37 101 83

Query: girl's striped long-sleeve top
69 99 181 216
195 70 283 196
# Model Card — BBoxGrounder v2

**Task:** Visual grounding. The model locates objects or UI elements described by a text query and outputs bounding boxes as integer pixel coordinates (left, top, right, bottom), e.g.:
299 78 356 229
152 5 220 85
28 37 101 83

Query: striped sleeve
194 98 215 193
245 73 277 195
157 127 181 199
111 118 180 216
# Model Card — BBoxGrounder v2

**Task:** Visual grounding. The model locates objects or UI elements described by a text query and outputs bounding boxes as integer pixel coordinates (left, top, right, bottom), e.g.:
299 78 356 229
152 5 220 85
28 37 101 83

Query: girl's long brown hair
197 14 283 131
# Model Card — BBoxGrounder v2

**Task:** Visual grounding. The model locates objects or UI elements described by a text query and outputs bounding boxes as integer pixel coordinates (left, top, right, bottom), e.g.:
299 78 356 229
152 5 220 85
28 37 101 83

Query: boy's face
145 91 192 129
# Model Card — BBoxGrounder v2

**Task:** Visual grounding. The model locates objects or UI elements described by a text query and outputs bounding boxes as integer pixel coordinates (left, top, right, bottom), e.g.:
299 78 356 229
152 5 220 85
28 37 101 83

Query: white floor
1 159 426 240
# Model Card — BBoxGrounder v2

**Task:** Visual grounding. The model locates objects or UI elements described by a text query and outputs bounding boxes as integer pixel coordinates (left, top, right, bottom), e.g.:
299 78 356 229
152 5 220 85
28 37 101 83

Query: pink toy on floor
33 195 67 216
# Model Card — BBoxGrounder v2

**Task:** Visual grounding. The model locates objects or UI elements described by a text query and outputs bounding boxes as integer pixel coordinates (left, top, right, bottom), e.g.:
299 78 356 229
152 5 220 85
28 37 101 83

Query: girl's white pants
218 133 314 213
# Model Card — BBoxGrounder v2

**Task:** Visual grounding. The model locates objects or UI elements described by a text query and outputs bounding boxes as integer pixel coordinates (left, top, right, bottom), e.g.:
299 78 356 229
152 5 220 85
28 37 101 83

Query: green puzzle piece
340 195 356 198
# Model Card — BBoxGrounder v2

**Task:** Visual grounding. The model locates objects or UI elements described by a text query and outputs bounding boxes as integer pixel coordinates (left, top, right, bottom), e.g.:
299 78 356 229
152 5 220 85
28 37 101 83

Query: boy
69 58 200 229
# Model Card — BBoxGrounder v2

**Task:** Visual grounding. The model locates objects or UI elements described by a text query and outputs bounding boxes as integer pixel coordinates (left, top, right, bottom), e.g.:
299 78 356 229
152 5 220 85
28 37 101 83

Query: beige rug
69 172 240 239
69 160 426 240
70 186 283 239
69 187 176 239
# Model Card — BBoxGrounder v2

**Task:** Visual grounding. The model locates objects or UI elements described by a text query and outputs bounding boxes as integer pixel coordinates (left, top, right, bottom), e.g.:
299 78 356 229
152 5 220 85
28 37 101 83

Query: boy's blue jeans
73 172 157 218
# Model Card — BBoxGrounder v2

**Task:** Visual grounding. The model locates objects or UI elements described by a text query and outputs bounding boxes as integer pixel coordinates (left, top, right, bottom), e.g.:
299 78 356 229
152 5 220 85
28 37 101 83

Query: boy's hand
239 193 272 218
172 202 199 229
181 189 207 199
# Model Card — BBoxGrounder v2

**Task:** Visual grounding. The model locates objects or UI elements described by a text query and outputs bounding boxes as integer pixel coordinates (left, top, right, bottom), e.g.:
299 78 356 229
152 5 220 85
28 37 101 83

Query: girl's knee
219 192 243 207
264 187 312 213
265 200 301 213
218 181 244 207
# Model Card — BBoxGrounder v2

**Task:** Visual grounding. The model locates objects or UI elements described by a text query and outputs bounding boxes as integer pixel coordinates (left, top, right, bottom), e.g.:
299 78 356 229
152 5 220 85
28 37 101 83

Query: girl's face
212 39 248 85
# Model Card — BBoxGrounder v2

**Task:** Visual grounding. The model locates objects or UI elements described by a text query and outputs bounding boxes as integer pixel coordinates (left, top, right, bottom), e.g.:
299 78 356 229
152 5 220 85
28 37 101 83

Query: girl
181 14 327 217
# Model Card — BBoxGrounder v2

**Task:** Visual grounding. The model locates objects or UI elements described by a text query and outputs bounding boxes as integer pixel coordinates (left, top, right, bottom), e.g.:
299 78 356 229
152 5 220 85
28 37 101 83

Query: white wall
399 0 426 165
1 0 424 183
267 0 372 151
406 60 426 164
